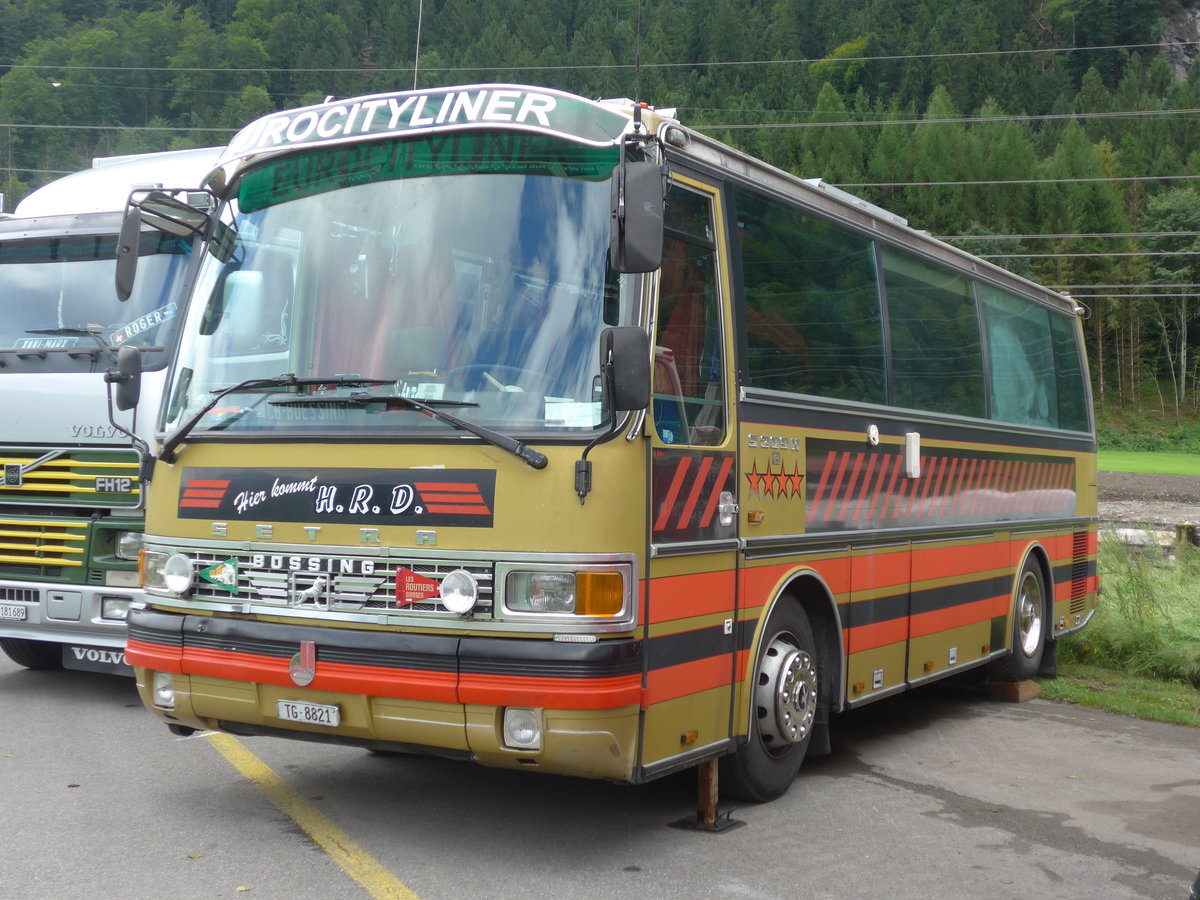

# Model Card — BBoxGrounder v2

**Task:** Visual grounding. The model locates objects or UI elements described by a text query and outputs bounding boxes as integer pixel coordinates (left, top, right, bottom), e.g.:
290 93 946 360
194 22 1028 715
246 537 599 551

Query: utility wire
943 231 1200 241
0 39 1189 76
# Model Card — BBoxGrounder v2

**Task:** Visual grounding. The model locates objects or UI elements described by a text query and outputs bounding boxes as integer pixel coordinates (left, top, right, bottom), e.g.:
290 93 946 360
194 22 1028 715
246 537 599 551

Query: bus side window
653 192 725 446
979 283 1057 428
882 247 985 419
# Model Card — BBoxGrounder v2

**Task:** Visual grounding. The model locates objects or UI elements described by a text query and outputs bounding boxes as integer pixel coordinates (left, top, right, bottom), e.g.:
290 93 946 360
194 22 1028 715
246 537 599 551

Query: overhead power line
837 174 1200 188
706 107 1200 130
0 39 1190 76
981 250 1200 258
943 231 1200 241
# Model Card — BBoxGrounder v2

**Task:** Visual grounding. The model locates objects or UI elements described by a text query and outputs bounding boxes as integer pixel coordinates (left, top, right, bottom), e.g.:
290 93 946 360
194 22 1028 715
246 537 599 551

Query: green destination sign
236 132 619 212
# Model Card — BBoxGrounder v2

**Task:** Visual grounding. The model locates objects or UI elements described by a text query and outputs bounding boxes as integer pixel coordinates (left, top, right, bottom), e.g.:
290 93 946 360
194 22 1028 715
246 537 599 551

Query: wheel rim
1016 569 1044 657
753 634 817 755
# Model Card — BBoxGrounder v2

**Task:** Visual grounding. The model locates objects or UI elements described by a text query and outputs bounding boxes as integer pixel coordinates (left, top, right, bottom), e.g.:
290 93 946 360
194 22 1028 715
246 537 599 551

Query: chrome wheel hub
1017 570 1044 657
754 636 817 751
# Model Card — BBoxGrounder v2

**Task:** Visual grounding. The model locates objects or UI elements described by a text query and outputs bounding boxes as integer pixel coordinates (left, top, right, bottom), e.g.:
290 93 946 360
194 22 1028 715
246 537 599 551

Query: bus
0 147 221 675
123 85 1098 802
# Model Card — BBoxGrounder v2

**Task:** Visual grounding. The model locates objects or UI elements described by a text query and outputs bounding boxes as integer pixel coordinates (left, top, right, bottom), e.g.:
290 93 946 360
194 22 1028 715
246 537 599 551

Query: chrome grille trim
181 547 494 617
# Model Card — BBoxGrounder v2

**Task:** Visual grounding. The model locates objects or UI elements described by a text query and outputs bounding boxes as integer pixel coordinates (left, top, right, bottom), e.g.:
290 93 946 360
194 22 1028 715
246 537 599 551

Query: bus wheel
720 602 818 802
989 558 1046 683
0 638 63 670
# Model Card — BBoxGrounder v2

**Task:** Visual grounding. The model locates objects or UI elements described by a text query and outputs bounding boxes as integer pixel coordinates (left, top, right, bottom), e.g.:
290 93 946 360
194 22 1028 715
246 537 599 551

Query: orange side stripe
648 570 736 624
846 618 908 652
642 655 731 707
909 594 1009 638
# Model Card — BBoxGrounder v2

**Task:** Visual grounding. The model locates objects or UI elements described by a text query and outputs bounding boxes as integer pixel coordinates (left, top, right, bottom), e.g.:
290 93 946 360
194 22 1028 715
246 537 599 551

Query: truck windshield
0 231 191 372
163 133 632 439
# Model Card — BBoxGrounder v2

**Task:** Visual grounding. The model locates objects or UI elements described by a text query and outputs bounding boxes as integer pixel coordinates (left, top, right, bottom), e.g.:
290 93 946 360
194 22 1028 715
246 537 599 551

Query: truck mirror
116 188 215 302
599 326 650 412
610 159 664 274
115 204 141 302
138 190 211 238
106 345 143 412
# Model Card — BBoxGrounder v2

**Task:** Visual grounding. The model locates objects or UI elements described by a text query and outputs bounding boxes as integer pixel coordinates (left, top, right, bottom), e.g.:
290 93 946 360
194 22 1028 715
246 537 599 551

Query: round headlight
439 568 478 614
162 553 194 595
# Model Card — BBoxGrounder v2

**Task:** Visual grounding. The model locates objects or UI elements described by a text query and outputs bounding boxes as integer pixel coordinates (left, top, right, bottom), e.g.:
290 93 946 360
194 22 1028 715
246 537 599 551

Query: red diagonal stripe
698 457 735 528
654 457 692 532
676 456 714 530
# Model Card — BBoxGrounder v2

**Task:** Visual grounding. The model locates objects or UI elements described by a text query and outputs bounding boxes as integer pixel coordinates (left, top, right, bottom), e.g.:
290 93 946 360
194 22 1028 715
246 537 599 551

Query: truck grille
0 516 87 571
0 447 140 509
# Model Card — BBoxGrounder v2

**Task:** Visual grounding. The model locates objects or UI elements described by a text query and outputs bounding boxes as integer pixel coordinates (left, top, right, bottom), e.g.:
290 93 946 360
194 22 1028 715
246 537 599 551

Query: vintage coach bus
122 84 1098 802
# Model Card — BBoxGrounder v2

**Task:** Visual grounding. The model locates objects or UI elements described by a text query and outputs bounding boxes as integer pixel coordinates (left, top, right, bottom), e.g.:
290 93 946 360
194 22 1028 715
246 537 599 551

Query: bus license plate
276 699 340 727
0 603 27 621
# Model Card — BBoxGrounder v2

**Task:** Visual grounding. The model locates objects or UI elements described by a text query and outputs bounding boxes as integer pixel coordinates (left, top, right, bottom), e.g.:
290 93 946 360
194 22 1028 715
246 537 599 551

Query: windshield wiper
271 391 549 470
158 375 395 463
24 327 120 362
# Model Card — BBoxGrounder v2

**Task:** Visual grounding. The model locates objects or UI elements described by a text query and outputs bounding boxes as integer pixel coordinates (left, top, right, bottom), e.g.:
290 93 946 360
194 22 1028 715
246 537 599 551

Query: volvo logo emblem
4 464 22 487
289 640 317 686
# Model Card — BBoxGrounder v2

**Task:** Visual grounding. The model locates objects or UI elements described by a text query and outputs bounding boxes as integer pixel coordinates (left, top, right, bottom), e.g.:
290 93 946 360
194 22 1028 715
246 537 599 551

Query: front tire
989 557 1046 682
720 602 819 802
0 638 63 670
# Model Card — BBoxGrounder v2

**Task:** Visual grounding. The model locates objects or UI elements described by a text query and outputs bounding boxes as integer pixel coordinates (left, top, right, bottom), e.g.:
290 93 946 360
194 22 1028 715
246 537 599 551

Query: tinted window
882 247 984 417
979 284 1057 427
1050 311 1089 432
653 186 725 445
735 187 885 404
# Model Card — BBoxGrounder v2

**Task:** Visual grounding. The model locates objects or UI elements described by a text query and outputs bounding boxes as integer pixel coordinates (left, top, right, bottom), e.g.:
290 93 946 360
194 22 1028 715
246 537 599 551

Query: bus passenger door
639 175 740 778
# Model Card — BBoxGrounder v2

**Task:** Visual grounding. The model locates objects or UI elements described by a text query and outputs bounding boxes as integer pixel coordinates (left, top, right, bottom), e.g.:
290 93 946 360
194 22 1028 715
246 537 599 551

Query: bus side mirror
599 327 650 412
106 345 143 411
610 159 664 274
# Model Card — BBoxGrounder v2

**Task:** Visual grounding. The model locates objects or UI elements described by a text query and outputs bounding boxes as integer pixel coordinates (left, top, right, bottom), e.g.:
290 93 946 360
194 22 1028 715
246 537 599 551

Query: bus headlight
439 568 478 614
142 550 195 596
505 570 623 617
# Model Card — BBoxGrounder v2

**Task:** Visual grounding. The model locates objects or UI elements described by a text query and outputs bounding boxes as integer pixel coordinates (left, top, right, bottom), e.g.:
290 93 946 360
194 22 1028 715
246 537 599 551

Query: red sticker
395 568 439 606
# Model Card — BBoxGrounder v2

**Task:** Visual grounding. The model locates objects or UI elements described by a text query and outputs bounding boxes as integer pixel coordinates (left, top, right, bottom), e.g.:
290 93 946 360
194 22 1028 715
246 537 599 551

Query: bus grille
0 447 141 509
186 549 494 617
0 517 88 571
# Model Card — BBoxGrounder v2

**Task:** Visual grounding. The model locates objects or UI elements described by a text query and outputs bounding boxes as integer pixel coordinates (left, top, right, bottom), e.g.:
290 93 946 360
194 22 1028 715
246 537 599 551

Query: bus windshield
163 134 630 439
0 231 191 372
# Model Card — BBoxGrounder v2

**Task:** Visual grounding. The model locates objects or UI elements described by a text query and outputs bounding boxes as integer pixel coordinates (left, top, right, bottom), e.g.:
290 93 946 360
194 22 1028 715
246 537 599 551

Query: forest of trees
3 0 1200 419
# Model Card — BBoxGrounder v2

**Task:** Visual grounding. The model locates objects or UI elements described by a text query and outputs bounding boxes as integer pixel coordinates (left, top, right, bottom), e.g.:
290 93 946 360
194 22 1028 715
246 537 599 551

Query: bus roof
14 146 223 218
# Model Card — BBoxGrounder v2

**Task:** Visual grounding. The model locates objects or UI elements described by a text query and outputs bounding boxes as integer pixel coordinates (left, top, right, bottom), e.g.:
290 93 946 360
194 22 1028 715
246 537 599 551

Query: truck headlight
114 531 143 561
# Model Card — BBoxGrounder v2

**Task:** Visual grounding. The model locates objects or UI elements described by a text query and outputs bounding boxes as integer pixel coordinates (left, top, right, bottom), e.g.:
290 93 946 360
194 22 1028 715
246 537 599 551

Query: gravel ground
1098 470 1200 527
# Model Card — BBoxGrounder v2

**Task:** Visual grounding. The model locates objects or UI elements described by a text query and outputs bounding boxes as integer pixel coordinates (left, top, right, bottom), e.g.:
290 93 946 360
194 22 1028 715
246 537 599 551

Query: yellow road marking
206 732 419 900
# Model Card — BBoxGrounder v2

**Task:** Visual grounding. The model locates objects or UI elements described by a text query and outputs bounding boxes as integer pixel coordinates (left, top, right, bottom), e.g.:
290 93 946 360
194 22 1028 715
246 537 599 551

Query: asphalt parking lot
2 654 1197 900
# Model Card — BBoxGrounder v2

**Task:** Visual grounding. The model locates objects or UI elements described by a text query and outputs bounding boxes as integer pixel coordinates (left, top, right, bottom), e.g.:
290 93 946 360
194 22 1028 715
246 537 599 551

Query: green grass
1098 450 1200 476
1039 662 1200 727
1043 536 1200 726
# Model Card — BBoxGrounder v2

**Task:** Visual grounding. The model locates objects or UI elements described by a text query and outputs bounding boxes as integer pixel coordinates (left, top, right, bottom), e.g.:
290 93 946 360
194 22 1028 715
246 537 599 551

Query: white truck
0 147 220 674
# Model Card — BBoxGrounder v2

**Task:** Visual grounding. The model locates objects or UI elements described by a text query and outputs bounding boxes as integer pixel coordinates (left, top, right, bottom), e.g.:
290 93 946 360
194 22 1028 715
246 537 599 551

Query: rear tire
720 602 819 802
0 638 64 670
989 557 1046 682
